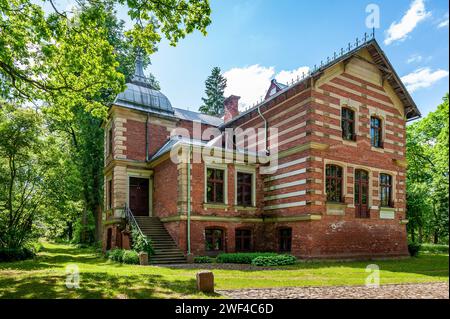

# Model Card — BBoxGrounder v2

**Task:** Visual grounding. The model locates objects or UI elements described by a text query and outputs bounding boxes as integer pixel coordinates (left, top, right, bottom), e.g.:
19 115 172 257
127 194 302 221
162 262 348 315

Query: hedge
194 256 215 264
420 244 449 254
0 247 36 262
122 250 139 264
251 255 297 266
216 252 277 264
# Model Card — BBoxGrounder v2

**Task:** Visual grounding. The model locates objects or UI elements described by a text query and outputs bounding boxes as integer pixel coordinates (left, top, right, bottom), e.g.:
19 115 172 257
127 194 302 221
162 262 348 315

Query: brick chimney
224 95 240 122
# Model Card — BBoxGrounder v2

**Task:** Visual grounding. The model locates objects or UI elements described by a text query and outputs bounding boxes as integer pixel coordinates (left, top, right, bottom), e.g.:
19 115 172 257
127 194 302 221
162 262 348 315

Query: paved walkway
218 282 449 299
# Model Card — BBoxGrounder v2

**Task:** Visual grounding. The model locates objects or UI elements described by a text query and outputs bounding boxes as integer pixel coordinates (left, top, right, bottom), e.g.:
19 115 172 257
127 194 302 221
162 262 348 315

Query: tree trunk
94 204 103 242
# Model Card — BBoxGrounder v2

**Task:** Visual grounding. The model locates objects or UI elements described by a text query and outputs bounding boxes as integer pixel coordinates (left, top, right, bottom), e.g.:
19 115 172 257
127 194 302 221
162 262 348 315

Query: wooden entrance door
129 177 149 216
354 170 369 218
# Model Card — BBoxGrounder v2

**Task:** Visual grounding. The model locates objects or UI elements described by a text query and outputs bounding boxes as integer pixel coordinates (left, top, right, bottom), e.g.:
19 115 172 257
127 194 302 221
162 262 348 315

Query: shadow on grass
0 244 220 299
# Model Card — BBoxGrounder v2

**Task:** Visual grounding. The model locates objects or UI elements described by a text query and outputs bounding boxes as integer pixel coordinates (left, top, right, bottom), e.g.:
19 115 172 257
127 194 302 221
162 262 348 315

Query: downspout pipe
187 144 192 256
145 113 150 161
257 104 270 156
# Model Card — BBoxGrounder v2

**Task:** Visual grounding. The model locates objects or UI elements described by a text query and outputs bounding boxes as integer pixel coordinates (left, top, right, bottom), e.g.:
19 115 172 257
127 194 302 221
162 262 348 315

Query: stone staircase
134 216 186 264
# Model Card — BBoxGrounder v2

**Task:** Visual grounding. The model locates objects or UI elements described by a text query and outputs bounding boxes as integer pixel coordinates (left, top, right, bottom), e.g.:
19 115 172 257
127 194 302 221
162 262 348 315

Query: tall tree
0 0 211 117
406 94 449 244
199 67 227 116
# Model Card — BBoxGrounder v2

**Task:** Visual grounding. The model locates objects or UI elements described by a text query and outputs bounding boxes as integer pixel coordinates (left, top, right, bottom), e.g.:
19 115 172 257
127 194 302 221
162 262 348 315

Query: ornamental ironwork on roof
114 52 174 116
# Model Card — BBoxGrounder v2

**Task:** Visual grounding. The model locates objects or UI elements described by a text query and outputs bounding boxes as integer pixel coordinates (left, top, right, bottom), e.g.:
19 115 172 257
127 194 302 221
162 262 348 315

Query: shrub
122 250 139 264
131 227 154 255
194 256 214 264
251 255 297 266
107 248 125 263
0 247 36 262
420 244 449 254
408 242 421 257
216 252 277 264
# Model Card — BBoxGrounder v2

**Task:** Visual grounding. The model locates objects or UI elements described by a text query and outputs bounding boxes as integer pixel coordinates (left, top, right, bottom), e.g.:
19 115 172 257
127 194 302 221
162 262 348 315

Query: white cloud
406 54 423 64
275 66 310 86
401 67 449 92
437 13 449 28
223 65 309 110
384 0 431 45
223 65 275 110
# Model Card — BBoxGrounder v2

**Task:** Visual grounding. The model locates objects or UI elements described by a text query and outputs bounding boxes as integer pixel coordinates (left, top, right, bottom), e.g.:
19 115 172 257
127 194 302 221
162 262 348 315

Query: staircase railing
124 204 149 246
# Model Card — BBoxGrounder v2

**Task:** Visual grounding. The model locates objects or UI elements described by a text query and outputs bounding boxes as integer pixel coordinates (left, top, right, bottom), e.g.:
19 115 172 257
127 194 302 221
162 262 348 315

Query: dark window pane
326 165 343 202
206 168 225 203
205 229 224 251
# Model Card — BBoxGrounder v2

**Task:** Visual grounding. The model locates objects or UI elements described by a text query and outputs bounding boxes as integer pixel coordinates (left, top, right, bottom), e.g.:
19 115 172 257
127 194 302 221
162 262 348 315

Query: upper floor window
108 127 113 155
370 117 383 148
380 174 393 208
326 164 343 203
235 229 252 251
237 172 253 206
342 108 356 141
205 228 224 252
107 179 113 209
206 168 225 203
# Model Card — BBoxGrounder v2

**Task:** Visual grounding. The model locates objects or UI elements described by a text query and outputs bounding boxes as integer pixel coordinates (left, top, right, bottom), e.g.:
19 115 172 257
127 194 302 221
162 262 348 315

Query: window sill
234 206 257 211
203 203 229 210
326 202 346 216
342 139 357 146
371 146 385 153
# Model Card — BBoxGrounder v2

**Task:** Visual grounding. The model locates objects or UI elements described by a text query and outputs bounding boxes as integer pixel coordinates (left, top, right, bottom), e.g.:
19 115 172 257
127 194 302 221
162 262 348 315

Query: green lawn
0 242 448 299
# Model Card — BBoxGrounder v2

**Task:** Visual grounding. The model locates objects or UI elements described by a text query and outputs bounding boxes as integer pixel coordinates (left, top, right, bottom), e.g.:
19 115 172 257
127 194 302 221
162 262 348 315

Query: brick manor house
102 38 421 263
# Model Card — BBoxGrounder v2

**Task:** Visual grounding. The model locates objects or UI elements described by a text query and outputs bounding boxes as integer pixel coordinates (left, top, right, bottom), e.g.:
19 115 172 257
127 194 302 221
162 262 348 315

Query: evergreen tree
199 67 227 116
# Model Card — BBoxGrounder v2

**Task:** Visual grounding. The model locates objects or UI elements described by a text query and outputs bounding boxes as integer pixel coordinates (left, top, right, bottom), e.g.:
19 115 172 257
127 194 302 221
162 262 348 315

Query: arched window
326 164 343 203
278 228 292 252
205 228 225 252
235 228 252 251
370 117 383 148
380 174 393 207
341 108 356 141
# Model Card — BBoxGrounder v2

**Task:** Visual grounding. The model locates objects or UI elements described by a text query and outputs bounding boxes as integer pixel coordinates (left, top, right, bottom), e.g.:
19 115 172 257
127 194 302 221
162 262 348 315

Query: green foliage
122 250 139 264
194 256 215 263
216 252 277 264
0 247 35 262
199 67 227 116
420 244 449 254
131 226 154 255
106 248 125 263
408 242 421 257
406 94 449 245
251 255 297 267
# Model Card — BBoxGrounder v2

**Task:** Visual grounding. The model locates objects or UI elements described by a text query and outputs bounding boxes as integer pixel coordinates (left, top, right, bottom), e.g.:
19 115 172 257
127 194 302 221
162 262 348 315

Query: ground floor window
205 228 224 252
235 229 252 251
278 228 292 252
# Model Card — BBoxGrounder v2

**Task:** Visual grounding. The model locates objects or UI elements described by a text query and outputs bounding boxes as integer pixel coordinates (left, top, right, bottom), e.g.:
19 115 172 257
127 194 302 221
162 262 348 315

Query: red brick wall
153 160 178 218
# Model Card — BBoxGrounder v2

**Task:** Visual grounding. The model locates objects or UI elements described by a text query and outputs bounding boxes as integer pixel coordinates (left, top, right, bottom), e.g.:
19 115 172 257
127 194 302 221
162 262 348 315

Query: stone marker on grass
196 271 214 293
139 252 148 266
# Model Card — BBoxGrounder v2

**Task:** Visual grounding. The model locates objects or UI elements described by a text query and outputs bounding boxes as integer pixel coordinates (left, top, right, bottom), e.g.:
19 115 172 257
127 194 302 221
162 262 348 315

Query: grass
0 242 448 299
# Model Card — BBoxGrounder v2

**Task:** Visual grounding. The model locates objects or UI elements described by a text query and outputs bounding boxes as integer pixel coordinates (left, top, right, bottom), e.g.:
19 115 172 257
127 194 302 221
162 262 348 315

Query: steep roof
221 38 421 129
173 108 223 127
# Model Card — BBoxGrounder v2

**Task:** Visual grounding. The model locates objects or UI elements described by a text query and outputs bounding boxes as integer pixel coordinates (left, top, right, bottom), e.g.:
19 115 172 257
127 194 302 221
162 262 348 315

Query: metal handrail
124 204 149 246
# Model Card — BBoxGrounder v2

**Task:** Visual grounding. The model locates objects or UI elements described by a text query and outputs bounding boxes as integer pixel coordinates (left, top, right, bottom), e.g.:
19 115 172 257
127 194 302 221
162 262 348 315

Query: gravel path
218 282 449 299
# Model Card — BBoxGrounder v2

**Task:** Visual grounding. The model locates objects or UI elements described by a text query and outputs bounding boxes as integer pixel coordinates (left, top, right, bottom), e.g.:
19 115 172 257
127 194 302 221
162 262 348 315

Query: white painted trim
264 201 306 211
264 168 306 182
264 190 306 201
204 163 228 205
234 166 256 207
264 179 306 192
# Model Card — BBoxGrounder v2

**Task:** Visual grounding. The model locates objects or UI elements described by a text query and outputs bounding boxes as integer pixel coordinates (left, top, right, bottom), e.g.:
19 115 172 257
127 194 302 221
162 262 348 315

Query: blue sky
50 0 449 118
145 0 449 118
